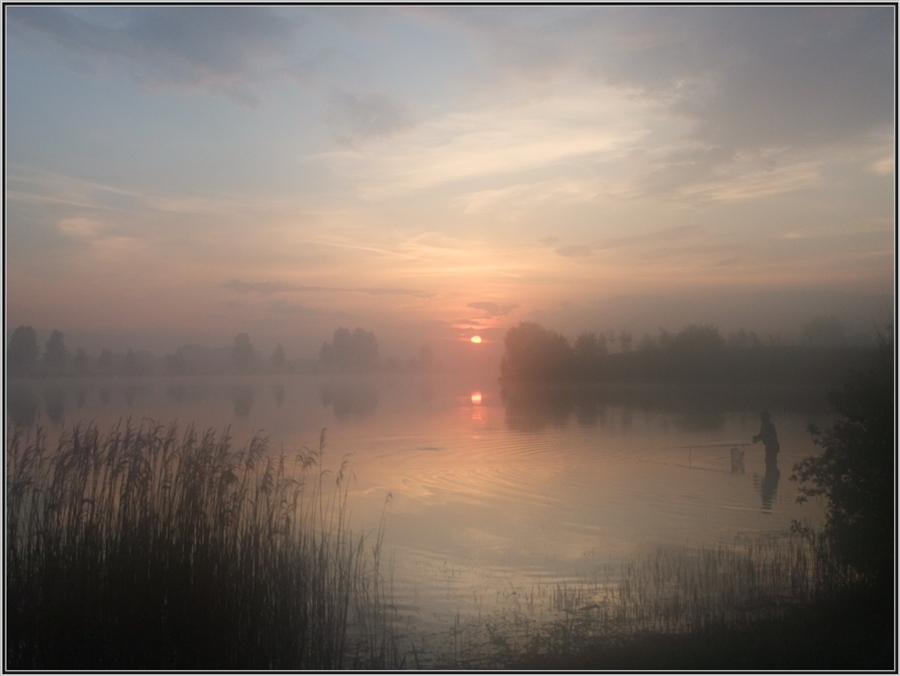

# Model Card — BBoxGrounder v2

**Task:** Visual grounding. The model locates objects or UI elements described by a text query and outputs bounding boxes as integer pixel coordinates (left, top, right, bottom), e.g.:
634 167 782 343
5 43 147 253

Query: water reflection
755 463 781 514
232 385 255 419
501 383 829 433
674 409 725 432
7 383 39 428
43 387 66 424
3 373 828 631
73 385 87 409
124 383 152 407
273 382 285 407
575 397 607 428
501 386 572 432
320 381 378 419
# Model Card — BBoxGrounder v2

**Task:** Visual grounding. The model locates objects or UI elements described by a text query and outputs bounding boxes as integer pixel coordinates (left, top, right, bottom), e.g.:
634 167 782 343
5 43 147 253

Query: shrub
792 335 894 584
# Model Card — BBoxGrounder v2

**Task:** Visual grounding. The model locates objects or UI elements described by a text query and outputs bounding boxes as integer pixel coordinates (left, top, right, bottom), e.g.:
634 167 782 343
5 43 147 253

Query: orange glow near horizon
470 391 483 405
470 335 482 343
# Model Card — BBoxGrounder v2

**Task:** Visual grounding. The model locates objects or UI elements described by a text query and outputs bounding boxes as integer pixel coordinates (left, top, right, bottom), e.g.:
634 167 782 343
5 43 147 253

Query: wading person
752 410 779 470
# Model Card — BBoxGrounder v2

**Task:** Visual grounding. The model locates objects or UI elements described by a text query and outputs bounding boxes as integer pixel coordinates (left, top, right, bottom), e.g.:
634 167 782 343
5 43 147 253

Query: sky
4 5 896 368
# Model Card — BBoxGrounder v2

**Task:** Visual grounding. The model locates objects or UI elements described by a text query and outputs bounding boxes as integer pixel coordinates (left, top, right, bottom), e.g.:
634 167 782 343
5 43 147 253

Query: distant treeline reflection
5 378 380 429
500 322 874 387
501 382 832 433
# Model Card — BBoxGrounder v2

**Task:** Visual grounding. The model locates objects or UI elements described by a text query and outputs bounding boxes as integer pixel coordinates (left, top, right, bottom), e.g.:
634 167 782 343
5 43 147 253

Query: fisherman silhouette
752 410 779 471
751 410 780 512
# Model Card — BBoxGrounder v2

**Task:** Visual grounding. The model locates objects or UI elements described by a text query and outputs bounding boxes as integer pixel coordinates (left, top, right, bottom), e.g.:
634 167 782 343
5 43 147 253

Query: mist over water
7 371 832 627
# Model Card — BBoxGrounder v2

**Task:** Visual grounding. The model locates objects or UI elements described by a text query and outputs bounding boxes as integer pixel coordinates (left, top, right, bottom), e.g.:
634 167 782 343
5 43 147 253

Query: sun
470 335 482 344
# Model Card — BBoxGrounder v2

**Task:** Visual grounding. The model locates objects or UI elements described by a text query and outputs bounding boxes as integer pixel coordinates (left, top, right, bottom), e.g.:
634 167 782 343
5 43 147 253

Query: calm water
7 373 832 630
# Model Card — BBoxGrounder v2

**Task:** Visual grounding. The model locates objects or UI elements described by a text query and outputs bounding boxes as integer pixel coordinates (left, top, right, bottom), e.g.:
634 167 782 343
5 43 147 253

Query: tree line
499 321 875 385
6 325 430 378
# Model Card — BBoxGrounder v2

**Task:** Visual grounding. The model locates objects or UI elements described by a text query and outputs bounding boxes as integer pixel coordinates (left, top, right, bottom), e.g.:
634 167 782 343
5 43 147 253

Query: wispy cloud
437 6 894 197
326 86 651 199
224 278 434 298
555 244 593 258
547 225 707 260
328 91 415 146
7 5 307 104
467 301 519 317
223 280 298 295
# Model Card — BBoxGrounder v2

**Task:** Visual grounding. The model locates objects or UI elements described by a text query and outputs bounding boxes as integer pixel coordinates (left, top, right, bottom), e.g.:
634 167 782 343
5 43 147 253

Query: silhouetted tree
792 333 893 584
273 382 285 407
727 327 761 348
574 332 603 377
801 315 847 346
232 332 255 372
42 330 67 372
320 327 378 371
332 327 353 366
98 349 113 373
670 324 724 355
656 328 673 350
72 348 89 374
605 329 617 348
165 350 188 375
124 349 137 376
575 332 600 360
500 321 574 381
637 333 658 352
352 328 378 369
7 326 39 376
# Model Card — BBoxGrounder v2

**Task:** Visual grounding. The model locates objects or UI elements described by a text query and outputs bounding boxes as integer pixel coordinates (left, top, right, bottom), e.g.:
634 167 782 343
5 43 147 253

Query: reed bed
6 420 398 670
403 533 861 669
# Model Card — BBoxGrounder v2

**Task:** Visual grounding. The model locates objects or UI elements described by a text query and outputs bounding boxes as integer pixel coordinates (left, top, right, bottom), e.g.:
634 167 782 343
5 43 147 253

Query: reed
404 533 864 669
6 420 397 670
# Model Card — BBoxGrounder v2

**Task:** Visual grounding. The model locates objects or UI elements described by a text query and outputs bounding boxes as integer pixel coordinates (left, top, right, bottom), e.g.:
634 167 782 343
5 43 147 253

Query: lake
6 372 833 634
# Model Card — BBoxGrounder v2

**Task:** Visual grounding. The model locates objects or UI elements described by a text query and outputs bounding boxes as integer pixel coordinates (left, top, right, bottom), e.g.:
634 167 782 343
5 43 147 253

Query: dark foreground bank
508 583 895 671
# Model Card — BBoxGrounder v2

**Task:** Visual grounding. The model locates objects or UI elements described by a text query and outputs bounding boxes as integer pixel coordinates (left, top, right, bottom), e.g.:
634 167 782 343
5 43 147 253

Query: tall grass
6 420 397 670
403 534 862 669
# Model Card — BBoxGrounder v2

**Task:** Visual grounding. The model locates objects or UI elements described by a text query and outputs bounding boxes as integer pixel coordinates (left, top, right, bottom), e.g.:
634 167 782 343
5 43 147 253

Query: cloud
461 178 599 216
7 6 306 103
870 155 894 176
334 87 651 199
467 301 519 317
597 224 705 250
555 244 593 258
57 216 108 238
328 91 414 145
438 6 894 197
224 278 433 298
223 279 297 295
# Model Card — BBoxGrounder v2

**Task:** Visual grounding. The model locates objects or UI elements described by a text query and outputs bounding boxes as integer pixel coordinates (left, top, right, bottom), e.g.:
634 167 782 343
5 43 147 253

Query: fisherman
752 410 779 469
